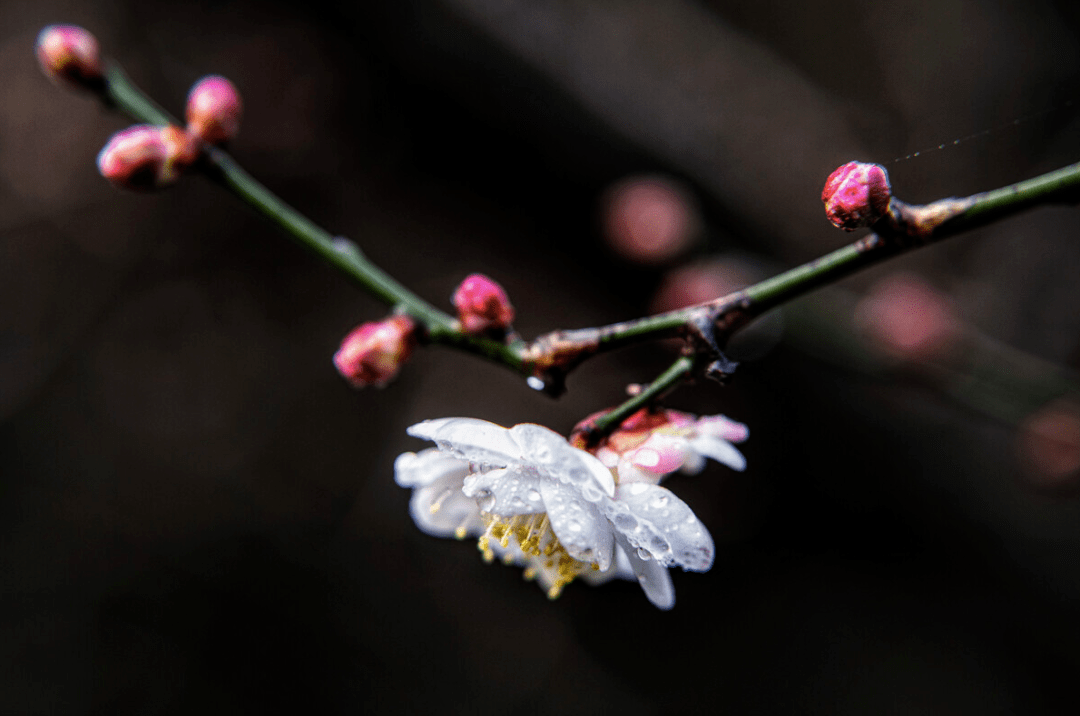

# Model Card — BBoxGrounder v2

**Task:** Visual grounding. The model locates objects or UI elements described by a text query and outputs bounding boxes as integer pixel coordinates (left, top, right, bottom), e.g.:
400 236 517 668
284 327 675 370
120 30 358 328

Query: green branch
100 62 524 370
86 53 1080 428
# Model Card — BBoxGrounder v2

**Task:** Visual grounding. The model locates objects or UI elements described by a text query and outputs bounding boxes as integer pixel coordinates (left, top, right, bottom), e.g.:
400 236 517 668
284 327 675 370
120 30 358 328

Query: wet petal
605 483 714 571
409 473 481 538
688 435 746 472
510 423 615 498
538 479 614 570
407 417 523 465
462 467 545 516
616 534 674 610
394 448 469 488
616 458 663 486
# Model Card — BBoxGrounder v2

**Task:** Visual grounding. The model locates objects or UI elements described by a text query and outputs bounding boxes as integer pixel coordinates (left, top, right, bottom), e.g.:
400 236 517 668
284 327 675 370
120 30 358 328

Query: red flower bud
97 125 173 191
452 274 515 335
35 25 102 90
185 75 242 145
822 161 891 231
333 316 417 388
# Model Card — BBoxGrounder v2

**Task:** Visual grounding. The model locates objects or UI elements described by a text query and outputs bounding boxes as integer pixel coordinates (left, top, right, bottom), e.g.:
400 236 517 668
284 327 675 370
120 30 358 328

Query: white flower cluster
394 412 747 609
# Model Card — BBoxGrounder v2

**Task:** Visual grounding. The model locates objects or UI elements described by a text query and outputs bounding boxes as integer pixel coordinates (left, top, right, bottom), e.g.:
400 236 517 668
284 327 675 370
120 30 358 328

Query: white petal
617 459 664 486
538 479 614 571
689 435 747 472
407 417 523 466
603 484 714 571
510 423 615 498
394 448 469 488
408 473 481 538
615 534 674 610
696 415 749 443
461 467 545 516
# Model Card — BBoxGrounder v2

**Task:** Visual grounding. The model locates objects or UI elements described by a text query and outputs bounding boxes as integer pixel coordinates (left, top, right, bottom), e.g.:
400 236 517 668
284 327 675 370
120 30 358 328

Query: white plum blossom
395 412 748 609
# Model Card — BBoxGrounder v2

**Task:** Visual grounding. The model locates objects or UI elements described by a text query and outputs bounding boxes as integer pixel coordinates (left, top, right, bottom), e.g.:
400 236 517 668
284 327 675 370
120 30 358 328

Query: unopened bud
185 75 242 145
159 125 201 182
35 24 102 90
97 125 173 191
822 161 891 231
452 273 515 335
333 315 417 388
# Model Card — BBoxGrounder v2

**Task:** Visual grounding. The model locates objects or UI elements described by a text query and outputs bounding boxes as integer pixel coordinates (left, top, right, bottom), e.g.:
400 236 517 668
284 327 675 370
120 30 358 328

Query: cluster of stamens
477 512 599 599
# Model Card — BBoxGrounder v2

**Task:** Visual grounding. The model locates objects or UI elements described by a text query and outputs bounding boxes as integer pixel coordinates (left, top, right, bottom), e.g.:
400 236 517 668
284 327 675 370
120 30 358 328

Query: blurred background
4 0 1080 713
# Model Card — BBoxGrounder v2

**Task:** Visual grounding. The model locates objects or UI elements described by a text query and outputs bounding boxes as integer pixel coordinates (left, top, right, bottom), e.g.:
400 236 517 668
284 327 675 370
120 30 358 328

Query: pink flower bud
97 125 173 191
821 161 891 231
35 25 102 89
452 274 515 335
158 125 201 182
185 75 242 145
333 316 417 388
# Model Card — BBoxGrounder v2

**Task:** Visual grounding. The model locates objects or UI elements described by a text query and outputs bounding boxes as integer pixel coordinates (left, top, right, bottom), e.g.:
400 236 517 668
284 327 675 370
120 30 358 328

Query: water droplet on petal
613 513 638 531
566 468 587 482
567 520 582 532
651 494 669 508
651 535 670 553
637 548 652 561
527 488 542 503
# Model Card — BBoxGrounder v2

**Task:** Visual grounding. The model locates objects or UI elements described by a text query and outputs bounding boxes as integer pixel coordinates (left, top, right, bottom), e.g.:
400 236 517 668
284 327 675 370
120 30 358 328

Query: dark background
4 0 1080 713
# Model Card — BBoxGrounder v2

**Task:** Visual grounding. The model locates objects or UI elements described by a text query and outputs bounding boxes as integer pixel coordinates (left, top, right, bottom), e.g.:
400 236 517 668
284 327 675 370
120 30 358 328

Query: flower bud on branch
333 315 418 388
186 75 242 146
452 273 515 336
822 161 892 231
35 25 102 90
97 125 173 190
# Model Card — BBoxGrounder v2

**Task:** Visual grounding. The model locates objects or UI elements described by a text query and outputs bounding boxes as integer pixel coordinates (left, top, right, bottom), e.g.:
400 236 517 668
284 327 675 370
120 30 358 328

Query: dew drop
567 520 583 532
637 548 652 561
628 483 648 495
613 513 638 531
527 488 542 503
651 535 670 553
527 376 545 391
581 486 601 502
566 467 586 483
651 494 669 508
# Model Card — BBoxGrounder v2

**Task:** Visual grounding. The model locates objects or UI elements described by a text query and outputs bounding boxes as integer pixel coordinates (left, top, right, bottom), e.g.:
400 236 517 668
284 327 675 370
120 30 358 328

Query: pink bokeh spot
602 176 700 264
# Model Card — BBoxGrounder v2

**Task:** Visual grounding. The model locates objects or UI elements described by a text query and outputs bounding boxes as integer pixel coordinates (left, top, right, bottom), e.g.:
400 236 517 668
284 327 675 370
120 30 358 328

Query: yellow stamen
475 510 598 599
428 487 454 514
